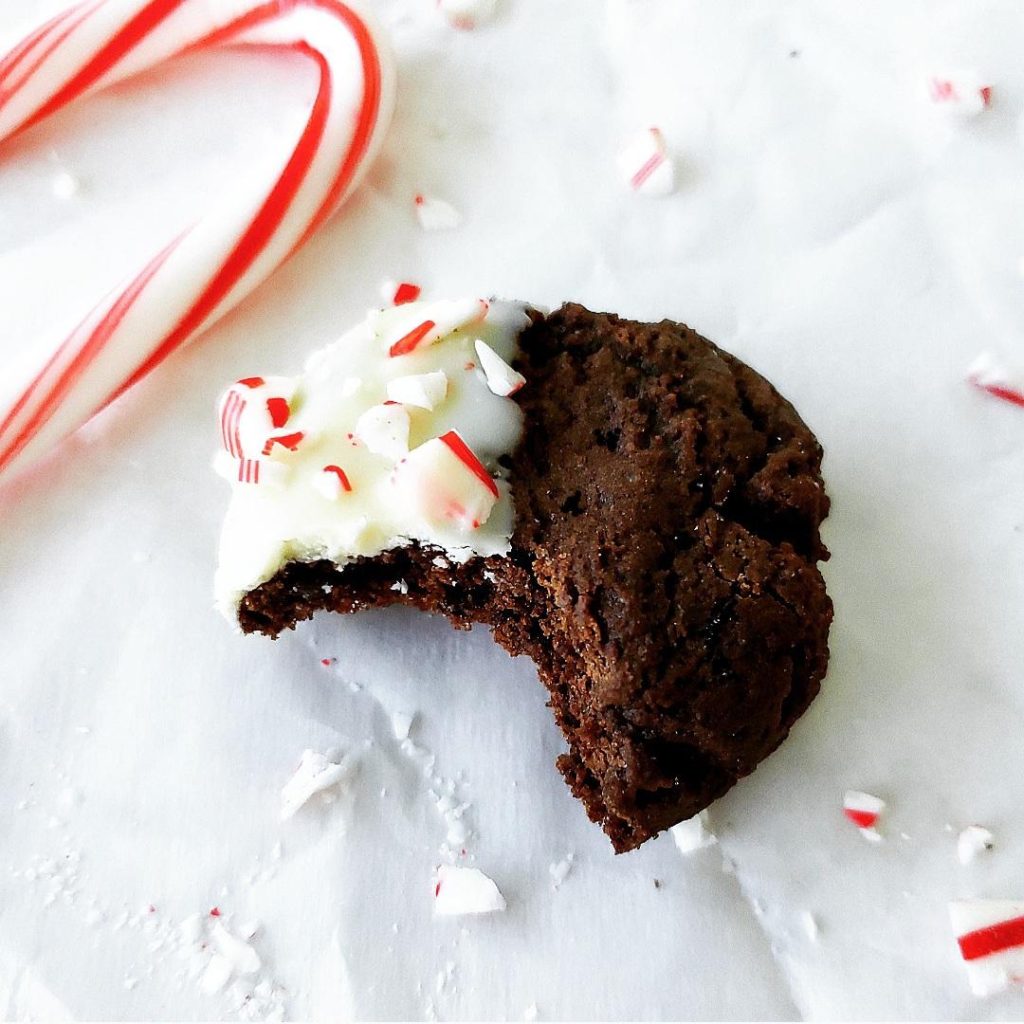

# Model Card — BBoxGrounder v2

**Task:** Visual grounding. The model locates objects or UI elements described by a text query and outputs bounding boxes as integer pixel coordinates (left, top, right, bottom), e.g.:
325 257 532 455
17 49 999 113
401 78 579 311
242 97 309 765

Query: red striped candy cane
0 0 395 480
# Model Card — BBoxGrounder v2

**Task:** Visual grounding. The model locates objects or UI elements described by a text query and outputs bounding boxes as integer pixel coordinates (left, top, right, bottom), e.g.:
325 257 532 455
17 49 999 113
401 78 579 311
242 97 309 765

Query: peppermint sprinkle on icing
950 899 1024 996
433 865 506 916
843 790 886 841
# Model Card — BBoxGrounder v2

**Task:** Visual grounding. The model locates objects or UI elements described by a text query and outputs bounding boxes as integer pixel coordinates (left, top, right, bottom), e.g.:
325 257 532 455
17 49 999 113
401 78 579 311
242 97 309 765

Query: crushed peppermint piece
313 464 353 500
52 171 80 199
670 810 717 853
391 711 415 740
212 922 261 976
801 911 820 942
381 280 423 306
393 431 499 532
843 790 886 839
414 193 463 230
950 899 1024 996
390 578 410 595
966 352 1024 408
474 339 525 397
387 298 489 357
958 825 995 865
433 865 506 916
436 0 496 30
354 403 410 459
280 750 350 820
618 127 675 196
549 853 574 890
523 1003 538 1021
387 370 449 410
927 71 993 116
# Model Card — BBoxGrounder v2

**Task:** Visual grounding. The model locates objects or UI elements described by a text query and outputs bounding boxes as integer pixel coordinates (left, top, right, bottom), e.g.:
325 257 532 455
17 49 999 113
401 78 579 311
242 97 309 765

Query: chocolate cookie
216 301 832 851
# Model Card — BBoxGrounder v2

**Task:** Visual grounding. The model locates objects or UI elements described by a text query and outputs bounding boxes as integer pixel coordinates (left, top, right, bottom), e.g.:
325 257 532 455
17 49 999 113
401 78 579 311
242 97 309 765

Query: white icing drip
214 299 531 617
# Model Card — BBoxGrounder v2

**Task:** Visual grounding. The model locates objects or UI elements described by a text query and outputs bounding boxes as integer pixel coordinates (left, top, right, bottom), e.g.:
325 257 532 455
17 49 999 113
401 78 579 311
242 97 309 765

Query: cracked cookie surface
237 303 833 852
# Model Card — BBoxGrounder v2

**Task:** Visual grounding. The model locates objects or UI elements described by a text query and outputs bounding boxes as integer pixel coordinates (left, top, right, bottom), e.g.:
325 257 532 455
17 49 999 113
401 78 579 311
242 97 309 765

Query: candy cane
0 0 394 480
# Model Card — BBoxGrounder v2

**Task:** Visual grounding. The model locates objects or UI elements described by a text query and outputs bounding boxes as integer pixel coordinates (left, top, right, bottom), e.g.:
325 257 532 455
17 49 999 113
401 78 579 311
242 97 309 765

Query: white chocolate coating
214 299 532 618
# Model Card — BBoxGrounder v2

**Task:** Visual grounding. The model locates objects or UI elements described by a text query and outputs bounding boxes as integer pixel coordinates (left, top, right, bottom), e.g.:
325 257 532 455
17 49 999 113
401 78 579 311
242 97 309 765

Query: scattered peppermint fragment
391 711 415 741
414 193 463 231
354 403 411 459
950 899 1024 996
474 339 525 397
618 127 675 196
381 280 422 306
393 431 499 532
390 579 409 595
52 171 80 199
927 71 993 116
218 375 297 460
549 853 574 890
967 352 1024 408
843 790 886 840
670 810 717 853
437 0 496 30
433 865 506 916
280 750 349 821
312 464 353 500
958 825 995 865
801 910 820 942
201 953 234 996
523 1003 539 1021
212 922 261 976
387 371 449 410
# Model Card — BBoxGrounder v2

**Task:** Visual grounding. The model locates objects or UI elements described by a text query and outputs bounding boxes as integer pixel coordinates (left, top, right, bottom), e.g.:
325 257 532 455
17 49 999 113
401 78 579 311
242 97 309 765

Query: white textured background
1 0 1023 1019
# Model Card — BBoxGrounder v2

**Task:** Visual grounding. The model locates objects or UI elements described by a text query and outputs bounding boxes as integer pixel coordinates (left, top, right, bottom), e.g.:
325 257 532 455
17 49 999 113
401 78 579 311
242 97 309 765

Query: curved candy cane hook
0 0 395 480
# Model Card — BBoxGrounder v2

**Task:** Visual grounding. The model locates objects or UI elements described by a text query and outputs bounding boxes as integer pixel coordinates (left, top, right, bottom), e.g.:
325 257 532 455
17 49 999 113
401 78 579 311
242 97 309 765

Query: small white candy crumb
523 1003 539 1021
52 171 80 199
437 0 496 30
549 853 574 890
200 953 234 995
474 339 526 397
391 711 415 741
414 193 463 231
670 811 717 853
211 922 261 976
14 799 27 811
73 726 91 735
389 579 410 595
958 825 995 865
123 976 138 991
280 750 350 820
618 127 675 196
801 911 819 942
433 865 506 916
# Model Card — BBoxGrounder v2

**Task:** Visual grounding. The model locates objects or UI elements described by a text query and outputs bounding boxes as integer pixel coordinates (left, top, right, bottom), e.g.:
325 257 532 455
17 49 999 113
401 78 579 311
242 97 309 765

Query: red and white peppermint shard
433 865 506 916
966 352 1024 409
618 127 675 196
957 825 995 865
843 790 885 841
312 464 353 500
0 0 394 482
394 430 499 532
388 299 489 357
381 280 422 306
926 72 993 116
950 899 1024 996
474 339 525 397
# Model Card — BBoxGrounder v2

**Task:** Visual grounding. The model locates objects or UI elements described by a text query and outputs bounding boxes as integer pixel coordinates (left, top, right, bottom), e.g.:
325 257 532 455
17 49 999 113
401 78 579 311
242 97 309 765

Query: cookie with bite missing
215 299 832 851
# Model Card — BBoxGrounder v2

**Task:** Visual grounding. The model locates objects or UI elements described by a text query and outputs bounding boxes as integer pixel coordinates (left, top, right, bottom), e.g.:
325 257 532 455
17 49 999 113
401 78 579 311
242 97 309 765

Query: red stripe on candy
238 377 265 389
390 320 435 357
266 396 290 428
324 464 352 491
630 151 664 189
262 430 304 455
976 383 1024 408
958 915 1024 961
843 809 878 829
439 430 498 498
